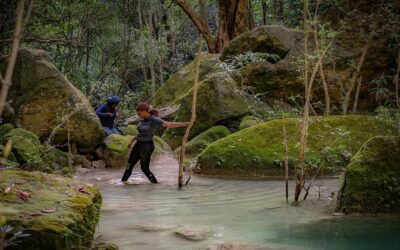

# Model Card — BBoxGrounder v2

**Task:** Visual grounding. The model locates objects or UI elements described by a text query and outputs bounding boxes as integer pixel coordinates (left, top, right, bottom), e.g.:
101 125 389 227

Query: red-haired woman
121 102 190 183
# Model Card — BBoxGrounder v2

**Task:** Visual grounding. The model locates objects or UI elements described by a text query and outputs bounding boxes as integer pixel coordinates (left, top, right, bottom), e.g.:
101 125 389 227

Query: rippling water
76 157 400 250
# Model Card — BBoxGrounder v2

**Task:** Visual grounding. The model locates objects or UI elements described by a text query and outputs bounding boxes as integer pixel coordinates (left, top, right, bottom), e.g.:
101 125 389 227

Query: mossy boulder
96 134 132 168
239 116 262 130
196 115 398 179
93 242 119 250
0 48 105 154
1 127 72 175
72 155 92 169
221 25 300 61
0 123 14 141
3 128 43 166
119 125 137 136
0 170 102 250
336 136 400 214
41 145 72 176
97 135 171 168
161 74 249 149
152 54 221 107
174 125 231 158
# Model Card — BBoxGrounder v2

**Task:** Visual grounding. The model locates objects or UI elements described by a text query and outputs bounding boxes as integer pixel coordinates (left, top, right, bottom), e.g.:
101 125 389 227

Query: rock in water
174 226 213 241
196 115 398 179
336 136 400 214
92 242 119 250
1 48 104 154
97 135 171 168
174 125 231 158
0 170 102 249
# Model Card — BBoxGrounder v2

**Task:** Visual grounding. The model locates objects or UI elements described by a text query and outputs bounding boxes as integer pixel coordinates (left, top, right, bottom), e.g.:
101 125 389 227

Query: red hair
136 102 160 116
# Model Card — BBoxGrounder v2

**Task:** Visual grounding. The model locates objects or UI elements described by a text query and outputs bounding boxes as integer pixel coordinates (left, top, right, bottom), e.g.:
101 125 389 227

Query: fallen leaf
15 189 31 202
4 186 12 194
41 208 56 213
30 213 43 217
75 185 89 195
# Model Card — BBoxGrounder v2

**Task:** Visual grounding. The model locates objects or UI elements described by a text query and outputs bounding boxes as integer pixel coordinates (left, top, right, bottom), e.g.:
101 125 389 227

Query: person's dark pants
121 140 158 183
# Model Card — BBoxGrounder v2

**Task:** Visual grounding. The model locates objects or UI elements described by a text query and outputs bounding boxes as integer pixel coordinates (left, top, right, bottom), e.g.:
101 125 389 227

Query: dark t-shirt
136 115 165 141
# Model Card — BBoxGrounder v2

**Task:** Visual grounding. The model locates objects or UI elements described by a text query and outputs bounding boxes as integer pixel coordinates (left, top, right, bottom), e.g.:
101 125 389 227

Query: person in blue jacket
96 96 121 135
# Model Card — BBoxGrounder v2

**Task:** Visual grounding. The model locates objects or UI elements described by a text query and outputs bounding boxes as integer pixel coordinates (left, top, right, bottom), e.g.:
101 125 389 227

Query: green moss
239 116 262 130
119 125 138 136
98 135 171 168
0 123 14 141
336 136 400 214
3 128 43 166
221 26 290 60
72 154 91 169
175 126 231 158
152 54 221 107
196 115 398 179
0 169 102 249
161 74 249 149
42 145 72 176
93 242 119 250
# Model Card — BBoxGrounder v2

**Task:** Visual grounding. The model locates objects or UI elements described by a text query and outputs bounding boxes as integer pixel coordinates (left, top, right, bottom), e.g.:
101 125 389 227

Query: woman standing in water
121 102 190 183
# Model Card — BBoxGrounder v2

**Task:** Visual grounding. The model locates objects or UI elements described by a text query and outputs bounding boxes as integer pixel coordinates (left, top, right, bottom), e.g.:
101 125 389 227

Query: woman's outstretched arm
162 121 191 128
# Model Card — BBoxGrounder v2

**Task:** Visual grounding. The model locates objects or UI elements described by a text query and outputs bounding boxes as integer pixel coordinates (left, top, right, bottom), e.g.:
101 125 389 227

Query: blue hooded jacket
96 96 120 128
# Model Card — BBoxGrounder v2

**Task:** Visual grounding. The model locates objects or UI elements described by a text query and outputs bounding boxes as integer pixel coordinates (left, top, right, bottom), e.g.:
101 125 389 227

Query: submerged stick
282 115 289 203
178 34 202 188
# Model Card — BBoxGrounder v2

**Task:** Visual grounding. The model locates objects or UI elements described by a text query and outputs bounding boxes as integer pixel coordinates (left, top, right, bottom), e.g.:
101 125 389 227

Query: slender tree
178 34 203 188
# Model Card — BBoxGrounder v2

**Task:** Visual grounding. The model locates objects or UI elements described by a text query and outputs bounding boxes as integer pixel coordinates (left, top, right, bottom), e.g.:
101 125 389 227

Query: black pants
121 140 158 183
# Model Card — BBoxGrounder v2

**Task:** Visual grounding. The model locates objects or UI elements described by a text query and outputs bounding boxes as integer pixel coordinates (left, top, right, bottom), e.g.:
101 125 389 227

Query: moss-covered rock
3 128 43 166
93 242 119 250
336 136 400 214
96 134 132 168
72 154 92 169
239 116 262 130
0 48 105 154
175 125 231 158
0 170 102 250
97 135 172 168
196 115 398 179
0 123 14 141
119 125 138 136
153 136 173 160
42 145 72 176
221 25 299 61
161 74 249 149
152 54 221 107
1 128 72 175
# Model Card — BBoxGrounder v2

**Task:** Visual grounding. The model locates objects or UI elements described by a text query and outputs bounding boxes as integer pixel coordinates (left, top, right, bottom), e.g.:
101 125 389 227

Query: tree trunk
176 0 252 53
262 0 268 25
0 0 28 116
394 47 400 108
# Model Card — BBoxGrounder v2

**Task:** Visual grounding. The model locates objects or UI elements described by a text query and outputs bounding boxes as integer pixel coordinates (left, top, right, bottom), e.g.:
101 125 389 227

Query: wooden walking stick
178 34 202 188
